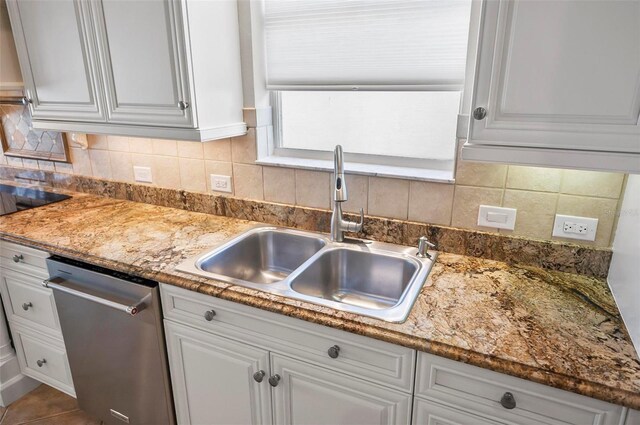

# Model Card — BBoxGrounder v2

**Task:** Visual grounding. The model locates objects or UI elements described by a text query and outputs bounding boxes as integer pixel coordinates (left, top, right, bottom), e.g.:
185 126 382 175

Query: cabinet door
6 0 105 122
91 0 194 128
271 354 411 425
413 398 502 425
468 1 640 158
164 321 273 425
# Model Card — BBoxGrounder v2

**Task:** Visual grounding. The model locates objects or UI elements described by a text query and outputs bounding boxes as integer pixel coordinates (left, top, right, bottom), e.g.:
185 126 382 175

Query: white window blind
263 0 472 90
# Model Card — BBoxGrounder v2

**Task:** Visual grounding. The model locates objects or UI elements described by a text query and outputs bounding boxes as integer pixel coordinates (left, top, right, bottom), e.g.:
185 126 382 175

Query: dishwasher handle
43 277 149 316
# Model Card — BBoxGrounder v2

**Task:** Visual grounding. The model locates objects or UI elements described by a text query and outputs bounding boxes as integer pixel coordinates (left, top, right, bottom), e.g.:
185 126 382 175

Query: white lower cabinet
161 284 413 425
271 353 410 425
161 284 629 425
414 352 625 425
0 241 75 397
165 321 272 425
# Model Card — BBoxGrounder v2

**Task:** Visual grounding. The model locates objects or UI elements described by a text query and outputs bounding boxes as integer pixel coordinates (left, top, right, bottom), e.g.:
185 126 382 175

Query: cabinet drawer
1 241 49 278
416 352 624 425
0 269 61 334
11 323 75 397
413 398 502 425
161 284 415 392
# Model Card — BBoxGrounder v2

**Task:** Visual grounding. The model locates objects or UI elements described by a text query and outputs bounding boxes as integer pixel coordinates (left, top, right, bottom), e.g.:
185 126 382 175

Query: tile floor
0 385 100 425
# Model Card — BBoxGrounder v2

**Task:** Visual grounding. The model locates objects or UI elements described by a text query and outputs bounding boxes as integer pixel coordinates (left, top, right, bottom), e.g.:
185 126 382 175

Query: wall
608 174 640 350
0 130 626 248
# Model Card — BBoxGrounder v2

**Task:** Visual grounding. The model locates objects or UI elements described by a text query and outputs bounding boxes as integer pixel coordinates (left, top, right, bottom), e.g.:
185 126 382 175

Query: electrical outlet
553 214 598 241
477 205 517 230
133 166 152 183
210 174 232 193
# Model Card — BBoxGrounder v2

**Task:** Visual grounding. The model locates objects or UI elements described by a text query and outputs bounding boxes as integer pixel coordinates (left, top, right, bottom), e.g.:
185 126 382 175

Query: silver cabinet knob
253 370 265 383
328 345 340 359
473 106 487 120
13 254 23 263
204 310 216 321
22 302 33 311
36 358 46 367
178 100 190 110
500 392 516 409
268 374 281 387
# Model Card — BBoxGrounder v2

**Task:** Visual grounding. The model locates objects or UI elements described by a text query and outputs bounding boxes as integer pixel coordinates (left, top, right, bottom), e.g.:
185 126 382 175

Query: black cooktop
0 184 71 216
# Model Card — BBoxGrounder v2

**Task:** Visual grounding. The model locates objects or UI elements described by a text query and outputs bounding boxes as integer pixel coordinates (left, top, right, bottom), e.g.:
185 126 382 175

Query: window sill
256 155 455 183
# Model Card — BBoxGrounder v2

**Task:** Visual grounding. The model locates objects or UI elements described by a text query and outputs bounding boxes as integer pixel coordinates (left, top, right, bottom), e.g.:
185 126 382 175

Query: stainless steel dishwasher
45 256 175 425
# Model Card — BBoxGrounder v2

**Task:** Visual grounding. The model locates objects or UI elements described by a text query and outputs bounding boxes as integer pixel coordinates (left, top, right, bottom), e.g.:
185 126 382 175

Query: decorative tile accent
0 105 69 162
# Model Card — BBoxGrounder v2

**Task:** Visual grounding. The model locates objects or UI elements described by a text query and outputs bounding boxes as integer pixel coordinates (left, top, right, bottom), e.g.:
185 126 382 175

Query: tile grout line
14 409 83 425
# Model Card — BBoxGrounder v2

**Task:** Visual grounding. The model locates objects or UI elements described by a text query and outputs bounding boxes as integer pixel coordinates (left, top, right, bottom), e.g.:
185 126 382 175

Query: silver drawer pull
204 310 216 321
500 392 516 409
36 358 46 367
178 100 190 110
253 370 265 383
268 374 281 387
22 302 33 311
328 345 340 359
13 254 24 263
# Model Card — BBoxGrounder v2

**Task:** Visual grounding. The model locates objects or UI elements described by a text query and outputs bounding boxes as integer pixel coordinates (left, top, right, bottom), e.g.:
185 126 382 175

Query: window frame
242 0 483 183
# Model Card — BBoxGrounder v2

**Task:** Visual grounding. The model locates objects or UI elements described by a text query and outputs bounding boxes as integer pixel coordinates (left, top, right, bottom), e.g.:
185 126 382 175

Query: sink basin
177 226 437 323
194 228 326 284
289 248 418 310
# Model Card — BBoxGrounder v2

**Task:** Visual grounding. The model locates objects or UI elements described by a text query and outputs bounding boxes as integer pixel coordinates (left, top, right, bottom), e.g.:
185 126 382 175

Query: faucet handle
346 208 364 233
417 236 435 258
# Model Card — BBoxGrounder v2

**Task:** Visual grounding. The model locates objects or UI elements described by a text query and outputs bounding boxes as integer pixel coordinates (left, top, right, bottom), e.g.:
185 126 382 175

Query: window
257 0 473 180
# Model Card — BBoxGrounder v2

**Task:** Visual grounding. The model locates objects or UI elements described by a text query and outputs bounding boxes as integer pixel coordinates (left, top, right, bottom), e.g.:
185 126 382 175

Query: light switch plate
478 205 517 230
210 174 232 193
552 214 598 241
133 166 152 183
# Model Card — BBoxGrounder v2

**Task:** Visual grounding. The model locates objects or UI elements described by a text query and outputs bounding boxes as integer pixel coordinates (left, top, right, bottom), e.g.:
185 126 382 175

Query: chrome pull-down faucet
331 145 364 242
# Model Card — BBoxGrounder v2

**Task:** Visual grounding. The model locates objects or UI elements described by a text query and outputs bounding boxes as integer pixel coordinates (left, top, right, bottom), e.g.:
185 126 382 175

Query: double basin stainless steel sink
177 227 437 323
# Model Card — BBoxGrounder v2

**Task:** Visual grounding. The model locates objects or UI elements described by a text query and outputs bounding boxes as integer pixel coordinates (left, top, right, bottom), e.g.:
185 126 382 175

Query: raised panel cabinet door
164 320 273 425
469 0 640 154
270 353 411 425
91 0 194 128
412 398 502 425
5 0 106 122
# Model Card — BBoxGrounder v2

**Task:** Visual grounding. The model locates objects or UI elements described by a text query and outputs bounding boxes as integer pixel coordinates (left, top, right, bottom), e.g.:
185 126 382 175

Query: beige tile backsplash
263 166 295 204
368 177 410 220
295 169 330 209
1 132 627 248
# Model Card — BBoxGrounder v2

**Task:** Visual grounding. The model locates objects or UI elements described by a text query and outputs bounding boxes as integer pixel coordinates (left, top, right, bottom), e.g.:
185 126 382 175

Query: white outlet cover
210 174 232 193
552 214 598 241
477 205 517 230
133 166 152 183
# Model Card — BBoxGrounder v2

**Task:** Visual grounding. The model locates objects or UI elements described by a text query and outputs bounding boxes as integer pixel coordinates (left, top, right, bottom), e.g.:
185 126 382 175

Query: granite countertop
0 189 638 409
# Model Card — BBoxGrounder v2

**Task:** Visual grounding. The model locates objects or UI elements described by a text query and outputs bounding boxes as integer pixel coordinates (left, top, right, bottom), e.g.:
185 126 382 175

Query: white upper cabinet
6 0 246 141
7 0 105 122
92 0 193 127
463 0 640 173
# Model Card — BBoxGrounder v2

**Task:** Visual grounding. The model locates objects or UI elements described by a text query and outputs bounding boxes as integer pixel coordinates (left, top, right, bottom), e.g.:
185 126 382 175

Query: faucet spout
331 145 364 242
333 145 347 202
